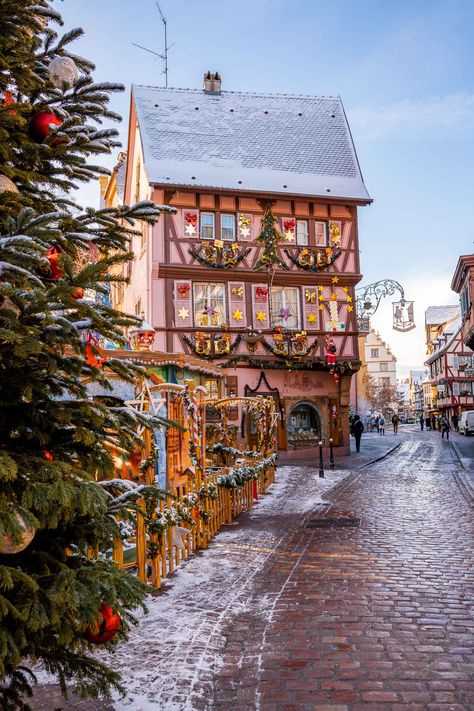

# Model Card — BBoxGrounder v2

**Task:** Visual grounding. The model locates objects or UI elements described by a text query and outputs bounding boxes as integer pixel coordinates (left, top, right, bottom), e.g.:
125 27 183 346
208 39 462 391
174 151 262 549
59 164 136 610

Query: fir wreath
183 333 243 360
188 244 251 269
284 248 342 272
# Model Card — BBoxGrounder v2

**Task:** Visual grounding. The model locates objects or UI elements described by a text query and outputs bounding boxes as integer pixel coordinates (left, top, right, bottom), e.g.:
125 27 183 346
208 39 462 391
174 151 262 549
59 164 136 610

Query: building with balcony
452 254 474 352
107 73 372 453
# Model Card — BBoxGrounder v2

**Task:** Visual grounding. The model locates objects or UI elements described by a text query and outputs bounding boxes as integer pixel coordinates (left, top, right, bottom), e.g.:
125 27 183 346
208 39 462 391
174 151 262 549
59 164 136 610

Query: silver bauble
0 175 18 194
0 513 35 555
48 56 79 89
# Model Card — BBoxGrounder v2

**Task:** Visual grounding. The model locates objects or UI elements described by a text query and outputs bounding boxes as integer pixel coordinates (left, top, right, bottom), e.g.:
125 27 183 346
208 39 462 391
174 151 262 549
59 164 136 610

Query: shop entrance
287 402 322 448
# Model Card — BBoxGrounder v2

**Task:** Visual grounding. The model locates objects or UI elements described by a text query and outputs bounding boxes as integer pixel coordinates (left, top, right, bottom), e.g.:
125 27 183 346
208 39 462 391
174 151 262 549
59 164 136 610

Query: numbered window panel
200 213 215 240
315 221 327 246
270 286 301 330
193 282 226 327
221 214 236 241
296 220 308 245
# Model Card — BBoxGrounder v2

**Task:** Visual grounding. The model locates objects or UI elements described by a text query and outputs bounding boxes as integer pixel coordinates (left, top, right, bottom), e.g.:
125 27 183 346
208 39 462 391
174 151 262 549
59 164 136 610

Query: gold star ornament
308 312 317 324
331 276 339 284
233 308 243 321
256 310 266 323
347 305 354 312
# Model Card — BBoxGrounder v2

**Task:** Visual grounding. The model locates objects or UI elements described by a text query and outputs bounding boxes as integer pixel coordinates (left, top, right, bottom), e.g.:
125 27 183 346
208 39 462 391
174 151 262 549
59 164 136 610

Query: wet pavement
28 430 474 710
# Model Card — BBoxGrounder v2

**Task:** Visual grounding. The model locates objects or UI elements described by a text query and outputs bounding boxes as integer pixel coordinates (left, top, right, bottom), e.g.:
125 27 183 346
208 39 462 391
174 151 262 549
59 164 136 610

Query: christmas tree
253 204 289 272
0 2 172 707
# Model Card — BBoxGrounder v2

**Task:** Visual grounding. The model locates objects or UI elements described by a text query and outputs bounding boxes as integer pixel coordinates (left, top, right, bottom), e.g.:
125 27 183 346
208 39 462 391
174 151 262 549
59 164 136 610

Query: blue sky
55 0 474 369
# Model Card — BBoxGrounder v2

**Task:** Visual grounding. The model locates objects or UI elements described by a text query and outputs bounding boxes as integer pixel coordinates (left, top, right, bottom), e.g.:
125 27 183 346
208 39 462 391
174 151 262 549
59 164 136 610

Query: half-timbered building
452 254 474 352
112 73 372 453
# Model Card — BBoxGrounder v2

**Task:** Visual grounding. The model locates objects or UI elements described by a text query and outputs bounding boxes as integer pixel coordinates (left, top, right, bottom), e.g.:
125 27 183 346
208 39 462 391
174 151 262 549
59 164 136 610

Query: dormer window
200 213 215 240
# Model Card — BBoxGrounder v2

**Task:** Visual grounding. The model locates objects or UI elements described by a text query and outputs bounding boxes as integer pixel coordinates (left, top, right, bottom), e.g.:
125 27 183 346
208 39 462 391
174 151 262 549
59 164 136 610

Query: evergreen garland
183 334 243 360
284 248 342 271
218 354 361 372
188 245 251 269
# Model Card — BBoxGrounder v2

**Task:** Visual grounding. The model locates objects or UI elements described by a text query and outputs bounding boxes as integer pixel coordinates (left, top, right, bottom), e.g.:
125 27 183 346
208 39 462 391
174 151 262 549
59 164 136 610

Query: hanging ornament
29 110 62 143
85 603 121 645
171 526 189 551
325 335 337 368
333 372 340 385
47 56 79 89
0 513 35 555
46 246 63 280
0 175 18 195
72 287 84 300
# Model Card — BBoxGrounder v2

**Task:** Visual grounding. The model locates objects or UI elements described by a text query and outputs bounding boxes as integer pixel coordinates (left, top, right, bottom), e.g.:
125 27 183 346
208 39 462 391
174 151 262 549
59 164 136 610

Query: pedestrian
441 415 451 440
425 416 431 431
431 415 436 431
350 414 364 452
452 413 459 432
375 416 380 434
419 414 424 431
392 414 399 434
378 415 385 435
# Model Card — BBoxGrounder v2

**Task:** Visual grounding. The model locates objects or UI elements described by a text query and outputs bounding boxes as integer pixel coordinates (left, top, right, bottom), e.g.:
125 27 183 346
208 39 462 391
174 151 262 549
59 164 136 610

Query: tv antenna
132 1 172 87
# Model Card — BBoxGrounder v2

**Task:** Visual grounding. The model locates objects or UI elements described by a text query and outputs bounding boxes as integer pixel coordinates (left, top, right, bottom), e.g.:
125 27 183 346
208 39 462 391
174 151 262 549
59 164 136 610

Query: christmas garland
183 333 243 360
188 245 251 269
260 336 319 359
217 453 277 489
218 353 361 372
207 443 260 459
284 248 341 272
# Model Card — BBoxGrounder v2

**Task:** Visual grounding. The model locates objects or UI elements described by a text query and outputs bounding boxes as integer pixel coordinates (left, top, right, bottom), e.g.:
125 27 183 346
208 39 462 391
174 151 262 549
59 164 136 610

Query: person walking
419 414 424 431
350 414 364 453
441 415 451 440
379 415 385 435
452 413 459 432
425 416 431 431
392 414 399 434
431 414 437 431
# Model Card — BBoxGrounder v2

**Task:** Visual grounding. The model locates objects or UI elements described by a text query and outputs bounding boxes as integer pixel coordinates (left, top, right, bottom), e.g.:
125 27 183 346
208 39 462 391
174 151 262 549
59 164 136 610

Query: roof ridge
132 83 341 100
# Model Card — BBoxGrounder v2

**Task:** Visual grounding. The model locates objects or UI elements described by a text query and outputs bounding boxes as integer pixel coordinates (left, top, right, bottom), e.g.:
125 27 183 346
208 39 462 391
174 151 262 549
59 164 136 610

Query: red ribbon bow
85 333 107 368
184 212 197 226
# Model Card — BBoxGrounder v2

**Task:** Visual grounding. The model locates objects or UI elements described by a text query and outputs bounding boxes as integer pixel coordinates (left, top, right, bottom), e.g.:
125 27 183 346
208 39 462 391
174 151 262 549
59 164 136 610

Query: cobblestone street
30 430 474 710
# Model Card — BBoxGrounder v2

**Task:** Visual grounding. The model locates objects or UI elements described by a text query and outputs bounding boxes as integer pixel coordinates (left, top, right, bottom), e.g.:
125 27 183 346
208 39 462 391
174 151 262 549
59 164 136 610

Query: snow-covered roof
132 85 371 201
115 155 127 202
425 305 460 326
425 318 462 364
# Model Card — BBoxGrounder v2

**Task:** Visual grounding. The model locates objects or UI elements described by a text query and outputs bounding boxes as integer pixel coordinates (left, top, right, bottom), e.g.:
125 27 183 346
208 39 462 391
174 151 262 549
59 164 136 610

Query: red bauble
29 110 62 143
46 247 63 280
72 287 84 300
85 603 121 645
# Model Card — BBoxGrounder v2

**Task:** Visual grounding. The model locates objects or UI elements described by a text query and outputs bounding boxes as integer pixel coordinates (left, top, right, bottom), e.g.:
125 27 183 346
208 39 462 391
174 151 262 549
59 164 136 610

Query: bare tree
365 376 399 415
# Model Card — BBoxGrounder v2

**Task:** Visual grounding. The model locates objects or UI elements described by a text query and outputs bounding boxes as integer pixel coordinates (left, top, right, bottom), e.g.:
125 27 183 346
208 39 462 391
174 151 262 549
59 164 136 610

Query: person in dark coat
425 416 431 430
452 413 459 432
350 415 364 453
441 415 451 440
419 414 424 431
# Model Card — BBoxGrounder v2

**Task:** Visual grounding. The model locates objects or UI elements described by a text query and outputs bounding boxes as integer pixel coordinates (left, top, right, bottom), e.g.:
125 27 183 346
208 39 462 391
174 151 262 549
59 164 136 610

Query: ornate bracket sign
393 300 415 332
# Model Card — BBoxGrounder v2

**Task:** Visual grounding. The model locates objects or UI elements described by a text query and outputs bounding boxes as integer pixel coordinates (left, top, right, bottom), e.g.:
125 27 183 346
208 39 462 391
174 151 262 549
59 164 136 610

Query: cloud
348 93 474 140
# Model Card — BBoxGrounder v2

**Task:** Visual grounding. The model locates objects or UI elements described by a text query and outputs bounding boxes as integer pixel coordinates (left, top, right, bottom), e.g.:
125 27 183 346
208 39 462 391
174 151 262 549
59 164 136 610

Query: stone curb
357 439 403 470
450 440 474 506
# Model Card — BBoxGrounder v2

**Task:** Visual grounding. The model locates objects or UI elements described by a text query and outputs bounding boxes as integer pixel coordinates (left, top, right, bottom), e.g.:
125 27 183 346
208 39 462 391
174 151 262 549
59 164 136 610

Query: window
221 214 235 241
296 220 308 246
380 362 388 372
200 213 215 240
113 282 125 306
380 377 391 387
193 283 226 327
204 378 220 400
315 222 327 246
270 286 301 329
460 381 473 397
371 348 379 358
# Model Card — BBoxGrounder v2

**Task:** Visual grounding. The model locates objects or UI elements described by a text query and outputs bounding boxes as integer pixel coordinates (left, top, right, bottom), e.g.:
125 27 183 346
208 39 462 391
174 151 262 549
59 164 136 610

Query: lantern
129 317 155 352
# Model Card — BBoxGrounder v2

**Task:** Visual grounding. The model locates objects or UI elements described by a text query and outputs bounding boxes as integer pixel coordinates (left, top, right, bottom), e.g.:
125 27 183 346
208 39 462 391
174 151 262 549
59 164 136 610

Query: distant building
408 370 427 417
353 329 397 414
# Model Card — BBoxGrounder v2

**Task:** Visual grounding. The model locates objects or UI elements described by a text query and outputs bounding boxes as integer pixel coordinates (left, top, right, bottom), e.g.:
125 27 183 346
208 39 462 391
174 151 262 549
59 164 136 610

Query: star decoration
347 305 353 312
256 310 266 323
184 224 197 236
284 230 295 242
318 285 324 292
239 226 251 238
319 304 324 311
342 286 349 293
171 526 189 551
178 307 189 320
318 294 324 301
233 309 243 321
346 296 353 303
308 313 317 324
280 307 291 319
331 276 339 284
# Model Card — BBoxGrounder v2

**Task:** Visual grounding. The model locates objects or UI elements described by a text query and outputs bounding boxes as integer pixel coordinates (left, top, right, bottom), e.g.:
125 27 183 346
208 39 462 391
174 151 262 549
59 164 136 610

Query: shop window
193 282 226 327
270 286 301 330
204 378 220 400
287 402 321 446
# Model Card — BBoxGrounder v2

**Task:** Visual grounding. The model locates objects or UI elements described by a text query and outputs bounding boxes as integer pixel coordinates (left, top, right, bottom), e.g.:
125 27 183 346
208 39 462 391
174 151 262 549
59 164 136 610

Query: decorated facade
110 73 372 453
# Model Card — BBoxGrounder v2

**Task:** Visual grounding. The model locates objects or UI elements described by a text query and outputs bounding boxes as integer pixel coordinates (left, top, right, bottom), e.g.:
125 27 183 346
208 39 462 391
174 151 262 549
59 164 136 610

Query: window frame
193 282 227 328
380 362 388 372
200 212 215 240
314 221 327 247
269 285 301 330
371 348 379 359
296 220 309 246
221 213 236 242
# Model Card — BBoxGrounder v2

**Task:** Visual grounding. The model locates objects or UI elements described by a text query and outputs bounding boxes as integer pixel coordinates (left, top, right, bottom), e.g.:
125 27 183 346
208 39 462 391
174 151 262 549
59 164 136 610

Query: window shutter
329 220 342 247
453 381 460 396
182 209 199 238
174 280 193 326
252 284 270 328
280 217 296 244
228 282 246 327
237 213 253 241
301 286 319 330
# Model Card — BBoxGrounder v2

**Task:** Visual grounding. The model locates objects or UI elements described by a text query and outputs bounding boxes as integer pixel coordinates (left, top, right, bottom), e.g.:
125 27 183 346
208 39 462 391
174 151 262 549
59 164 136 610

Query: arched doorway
287 401 322 448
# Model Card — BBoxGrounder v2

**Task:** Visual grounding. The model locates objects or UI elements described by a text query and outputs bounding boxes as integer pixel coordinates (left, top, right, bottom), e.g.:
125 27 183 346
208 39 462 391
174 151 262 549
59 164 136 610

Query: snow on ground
94 465 351 710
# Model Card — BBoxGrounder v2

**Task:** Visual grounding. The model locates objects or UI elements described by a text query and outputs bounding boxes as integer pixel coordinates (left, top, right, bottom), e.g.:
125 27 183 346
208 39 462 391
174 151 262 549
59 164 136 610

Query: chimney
203 71 221 94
